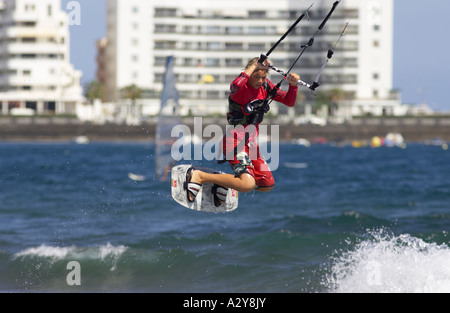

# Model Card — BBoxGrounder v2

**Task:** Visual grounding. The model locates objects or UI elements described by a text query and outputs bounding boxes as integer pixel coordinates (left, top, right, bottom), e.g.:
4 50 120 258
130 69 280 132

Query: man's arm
273 73 300 107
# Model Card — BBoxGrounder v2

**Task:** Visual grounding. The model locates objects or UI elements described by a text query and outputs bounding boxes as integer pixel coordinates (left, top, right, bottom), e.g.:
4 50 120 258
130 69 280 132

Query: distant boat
385 133 406 148
425 138 448 150
294 138 311 147
73 136 89 145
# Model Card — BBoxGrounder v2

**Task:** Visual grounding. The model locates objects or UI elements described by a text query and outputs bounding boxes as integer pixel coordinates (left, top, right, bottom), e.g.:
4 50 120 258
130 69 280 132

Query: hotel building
103 0 399 117
0 0 83 116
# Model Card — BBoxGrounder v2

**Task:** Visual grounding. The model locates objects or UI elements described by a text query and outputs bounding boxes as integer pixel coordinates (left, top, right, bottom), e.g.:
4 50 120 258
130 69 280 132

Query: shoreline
1 116 450 143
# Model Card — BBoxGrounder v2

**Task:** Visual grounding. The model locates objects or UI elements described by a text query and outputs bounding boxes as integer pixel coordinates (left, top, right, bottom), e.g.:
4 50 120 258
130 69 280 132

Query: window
184 58 195 66
248 27 265 35
48 5 52 16
207 42 221 50
249 11 266 18
47 102 56 111
226 58 241 67
21 21 35 27
154 57 166 66
22 37 36 43
26 101 36 109
155 8 177 17
205 26 221 34
205 58 220 67
225 42 243 51
249 43 265 51
184 25 196 34
154 41 176 50
226 26 243 34
206 91 220 99
155 24 176 33
22 54 36 59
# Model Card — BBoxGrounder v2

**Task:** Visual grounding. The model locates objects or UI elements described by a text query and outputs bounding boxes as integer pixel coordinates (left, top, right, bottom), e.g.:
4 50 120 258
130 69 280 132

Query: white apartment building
104 0 400 117
0 0 83 116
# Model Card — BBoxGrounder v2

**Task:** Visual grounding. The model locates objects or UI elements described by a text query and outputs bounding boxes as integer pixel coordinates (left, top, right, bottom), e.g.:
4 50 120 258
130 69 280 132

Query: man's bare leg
190 170 256 194
255 186 274 193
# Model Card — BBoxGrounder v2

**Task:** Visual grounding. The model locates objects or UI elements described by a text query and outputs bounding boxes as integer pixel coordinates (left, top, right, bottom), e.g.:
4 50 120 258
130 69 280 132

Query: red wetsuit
223 72 298 189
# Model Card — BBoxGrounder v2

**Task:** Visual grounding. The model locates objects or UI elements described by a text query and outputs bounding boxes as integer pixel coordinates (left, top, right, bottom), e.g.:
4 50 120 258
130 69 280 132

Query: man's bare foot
190 169 202 185
187 169 202 202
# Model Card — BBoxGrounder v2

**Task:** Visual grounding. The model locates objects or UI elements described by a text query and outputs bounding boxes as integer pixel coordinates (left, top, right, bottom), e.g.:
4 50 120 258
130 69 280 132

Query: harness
227 82 273 126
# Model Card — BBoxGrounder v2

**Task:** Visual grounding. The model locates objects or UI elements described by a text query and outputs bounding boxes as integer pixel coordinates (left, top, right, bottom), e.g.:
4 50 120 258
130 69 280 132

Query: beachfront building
0 0 83 116
102 0 401 118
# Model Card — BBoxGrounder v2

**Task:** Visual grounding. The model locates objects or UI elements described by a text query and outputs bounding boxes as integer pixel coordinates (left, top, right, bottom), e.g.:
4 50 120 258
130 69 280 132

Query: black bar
318 0 340 30
265 13 307 57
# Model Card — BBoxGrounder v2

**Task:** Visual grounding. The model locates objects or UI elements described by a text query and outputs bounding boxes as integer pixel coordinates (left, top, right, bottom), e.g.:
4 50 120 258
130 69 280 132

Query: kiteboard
171 165 239 213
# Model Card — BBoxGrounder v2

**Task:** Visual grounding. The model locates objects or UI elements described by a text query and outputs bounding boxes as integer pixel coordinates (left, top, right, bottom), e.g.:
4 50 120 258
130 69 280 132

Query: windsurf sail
155 56 182 181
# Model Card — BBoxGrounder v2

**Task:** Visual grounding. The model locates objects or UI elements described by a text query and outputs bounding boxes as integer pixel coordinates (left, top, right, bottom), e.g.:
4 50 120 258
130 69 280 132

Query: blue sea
0 141 449 293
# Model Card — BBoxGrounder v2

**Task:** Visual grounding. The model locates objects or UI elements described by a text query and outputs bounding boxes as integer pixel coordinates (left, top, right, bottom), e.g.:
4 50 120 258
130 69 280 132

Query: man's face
248 70 267 89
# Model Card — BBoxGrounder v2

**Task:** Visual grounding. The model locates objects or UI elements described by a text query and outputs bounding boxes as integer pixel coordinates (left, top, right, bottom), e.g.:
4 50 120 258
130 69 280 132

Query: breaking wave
13 243 128 271
326 229 450 293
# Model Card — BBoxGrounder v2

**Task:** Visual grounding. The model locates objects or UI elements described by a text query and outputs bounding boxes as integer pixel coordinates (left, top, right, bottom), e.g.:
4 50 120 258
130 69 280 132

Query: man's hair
245 57 269 73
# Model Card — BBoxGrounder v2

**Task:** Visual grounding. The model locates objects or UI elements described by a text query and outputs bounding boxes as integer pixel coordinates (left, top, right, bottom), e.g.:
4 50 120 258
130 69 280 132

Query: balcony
6 42 66 55
6 27 61 39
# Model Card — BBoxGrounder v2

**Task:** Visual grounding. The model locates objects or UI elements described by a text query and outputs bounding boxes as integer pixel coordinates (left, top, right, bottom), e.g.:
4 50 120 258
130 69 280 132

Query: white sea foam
13 245 75 260
326 230 450 293
98 242 128 271
99 243 128 260
13 243 128 271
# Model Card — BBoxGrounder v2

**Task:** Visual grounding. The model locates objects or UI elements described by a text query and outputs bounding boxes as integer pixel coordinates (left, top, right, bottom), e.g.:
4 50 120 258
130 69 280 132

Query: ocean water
0 141 449 293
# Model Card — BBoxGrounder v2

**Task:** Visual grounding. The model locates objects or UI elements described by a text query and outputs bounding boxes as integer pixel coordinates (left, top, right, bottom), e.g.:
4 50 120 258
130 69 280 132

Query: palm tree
315 88 344 116
85 80 105 103
120 84 142 105
328 88 344 116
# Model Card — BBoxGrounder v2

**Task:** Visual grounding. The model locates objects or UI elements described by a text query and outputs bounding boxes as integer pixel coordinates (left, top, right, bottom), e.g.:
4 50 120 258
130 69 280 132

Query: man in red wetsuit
186 57 300 203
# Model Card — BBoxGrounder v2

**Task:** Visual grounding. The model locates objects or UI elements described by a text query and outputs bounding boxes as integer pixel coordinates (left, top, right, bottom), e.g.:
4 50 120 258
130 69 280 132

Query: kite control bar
258 1 345 93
